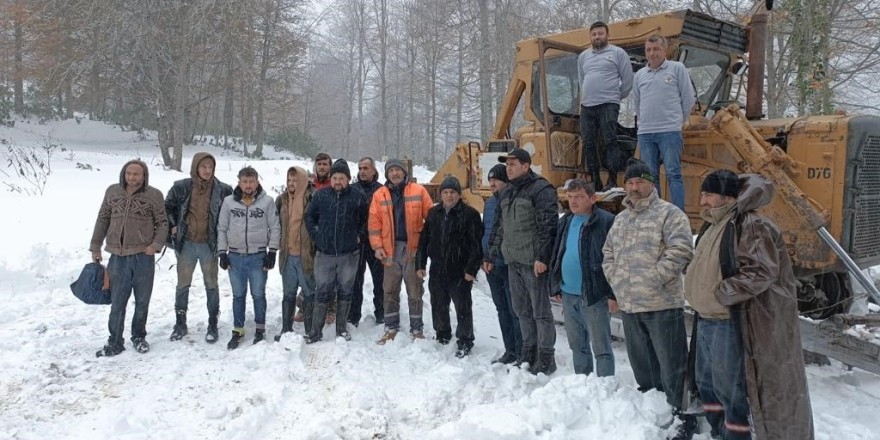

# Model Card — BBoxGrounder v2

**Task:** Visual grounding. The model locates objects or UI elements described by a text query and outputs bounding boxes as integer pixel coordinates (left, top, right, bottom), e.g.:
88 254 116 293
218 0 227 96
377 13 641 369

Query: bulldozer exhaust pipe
817 227 880 304
746 12 768 120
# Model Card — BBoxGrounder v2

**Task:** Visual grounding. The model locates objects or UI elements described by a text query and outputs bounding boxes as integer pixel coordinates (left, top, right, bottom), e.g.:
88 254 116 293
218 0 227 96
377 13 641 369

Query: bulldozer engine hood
736 174 774 213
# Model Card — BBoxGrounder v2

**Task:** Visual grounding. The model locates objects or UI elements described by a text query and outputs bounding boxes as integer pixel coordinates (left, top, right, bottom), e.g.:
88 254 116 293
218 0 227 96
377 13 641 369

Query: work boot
132 337 150 354
530 350 557 375
227 329 244 350
410 329 425 340
513 346 537 369
96 344 125 357
336 300 352 341
274 299 294 342
253 329 265 345
170 310 187 341
205 310 219 344
668 412 697 440
306 301 329 344
376 329 398 345
455 341 473 358
492 352 518 365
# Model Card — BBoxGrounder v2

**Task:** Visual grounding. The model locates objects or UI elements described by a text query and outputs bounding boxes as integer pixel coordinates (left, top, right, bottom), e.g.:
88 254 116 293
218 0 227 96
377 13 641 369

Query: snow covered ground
1 118 879 439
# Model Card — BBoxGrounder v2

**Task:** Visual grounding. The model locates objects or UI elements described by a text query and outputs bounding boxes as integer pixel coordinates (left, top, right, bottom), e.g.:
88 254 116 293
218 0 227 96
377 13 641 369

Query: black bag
70 262 112 305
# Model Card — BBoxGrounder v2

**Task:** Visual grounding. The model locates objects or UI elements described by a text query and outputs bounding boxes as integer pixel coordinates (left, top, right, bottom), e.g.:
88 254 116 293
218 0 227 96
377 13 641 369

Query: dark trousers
580 103 622 186
621 308 688 410
487 265 521 356
429 276 474 345
174 241 220 315
107 253 155 347
696 317 751 439
508 261 556 353
350 241 385 323
314 251 360 303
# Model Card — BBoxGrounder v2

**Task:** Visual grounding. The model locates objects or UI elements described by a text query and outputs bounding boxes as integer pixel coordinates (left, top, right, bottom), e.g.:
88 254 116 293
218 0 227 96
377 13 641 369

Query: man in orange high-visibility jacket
369 158 433 344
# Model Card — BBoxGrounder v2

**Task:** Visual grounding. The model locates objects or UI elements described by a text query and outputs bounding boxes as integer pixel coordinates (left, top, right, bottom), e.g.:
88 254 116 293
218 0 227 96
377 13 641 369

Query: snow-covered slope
1 119 878 439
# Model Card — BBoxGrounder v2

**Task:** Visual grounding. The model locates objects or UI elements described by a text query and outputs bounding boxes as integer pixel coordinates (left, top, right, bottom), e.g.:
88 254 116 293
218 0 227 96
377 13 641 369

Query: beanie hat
439 176 462 194
487 164 508 183
330 159 351 179
700 169 740 198
624 161 655 183
385 158 406 179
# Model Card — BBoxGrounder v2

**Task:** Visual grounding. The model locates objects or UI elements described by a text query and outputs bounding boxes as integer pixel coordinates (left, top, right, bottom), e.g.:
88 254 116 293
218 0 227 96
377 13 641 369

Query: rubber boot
205 309 219 343
274 299 294 342
306 301 329 344
302 296 315 338
336 300 352 341
170 310 187 341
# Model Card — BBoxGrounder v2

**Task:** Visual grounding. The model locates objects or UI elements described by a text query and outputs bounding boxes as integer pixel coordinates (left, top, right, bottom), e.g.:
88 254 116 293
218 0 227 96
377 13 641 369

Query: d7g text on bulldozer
427 6 880 371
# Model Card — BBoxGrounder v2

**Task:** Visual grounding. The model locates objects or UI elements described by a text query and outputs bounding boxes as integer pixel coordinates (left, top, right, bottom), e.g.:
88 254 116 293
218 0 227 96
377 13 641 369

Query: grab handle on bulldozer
817 227 880 304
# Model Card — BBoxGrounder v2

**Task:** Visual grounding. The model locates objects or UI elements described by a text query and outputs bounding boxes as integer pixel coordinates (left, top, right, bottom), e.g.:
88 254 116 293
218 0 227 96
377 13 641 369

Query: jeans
637 131 684 210
581 103 623 186
350 241 384 323
562 294 614 376
621 308 688 409
314 251 359 303
429 276 474 345
174 241 219 315
228 252 268 330
281 255 315 300
696 317 751 440
383 242 424 332
508 261 556 353
487 265 521 356
107 253 155 347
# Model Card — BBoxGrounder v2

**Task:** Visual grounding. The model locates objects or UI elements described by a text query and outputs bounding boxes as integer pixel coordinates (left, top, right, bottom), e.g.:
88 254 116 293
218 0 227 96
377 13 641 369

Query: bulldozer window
680 45 731 109
531 53 580 122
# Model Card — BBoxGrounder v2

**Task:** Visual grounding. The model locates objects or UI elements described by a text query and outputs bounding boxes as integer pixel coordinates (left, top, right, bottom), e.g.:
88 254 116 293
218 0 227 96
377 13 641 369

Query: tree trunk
478 0 492 141
13 13 25 114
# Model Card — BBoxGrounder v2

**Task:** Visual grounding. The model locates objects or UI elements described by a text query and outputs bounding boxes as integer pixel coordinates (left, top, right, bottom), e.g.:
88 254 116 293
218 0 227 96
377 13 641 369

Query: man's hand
608 298 619 313
464 273 475 282
144 245 157 256
416 269 426 279
482 262 493 273
263 251 277 271
374 248 387 261
552 294 562 303
219 253 229 270
170 226 177 235
91 250 102 263
533 260 548 277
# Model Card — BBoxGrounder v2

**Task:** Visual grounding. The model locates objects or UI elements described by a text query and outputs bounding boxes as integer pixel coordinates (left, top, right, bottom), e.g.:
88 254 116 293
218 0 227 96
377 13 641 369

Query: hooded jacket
487 170 558 266
416 199 483 281
601 188 693 313
550 207 616 305
368 170 433 263
164 153 233 255
217 184 281 254
276 166 316 274
90 160 168 256
705 174 814 440
305 182 368 256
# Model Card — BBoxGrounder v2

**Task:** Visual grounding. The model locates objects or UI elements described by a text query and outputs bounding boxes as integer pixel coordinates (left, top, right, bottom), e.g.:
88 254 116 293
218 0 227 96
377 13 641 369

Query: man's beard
592 39 608 50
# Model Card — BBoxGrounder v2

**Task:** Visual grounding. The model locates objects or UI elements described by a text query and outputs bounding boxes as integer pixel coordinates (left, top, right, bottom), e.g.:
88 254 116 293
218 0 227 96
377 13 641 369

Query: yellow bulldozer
427 4 880 353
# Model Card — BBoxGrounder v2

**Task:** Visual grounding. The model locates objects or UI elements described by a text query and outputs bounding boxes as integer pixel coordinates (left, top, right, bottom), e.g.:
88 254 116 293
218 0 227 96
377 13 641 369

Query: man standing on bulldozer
578 20 633 191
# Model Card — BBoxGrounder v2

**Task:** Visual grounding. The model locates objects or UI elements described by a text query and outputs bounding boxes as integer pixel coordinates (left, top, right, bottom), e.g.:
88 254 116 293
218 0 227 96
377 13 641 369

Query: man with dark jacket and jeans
685 170 814 440
165 152 233 343
416 176 483 357
274 165 316 342
91 160 168 357
350 157 385 326
482 164 522 364
551 178 616 376
305 159 368 343
217 167 281 350
487 148 559 375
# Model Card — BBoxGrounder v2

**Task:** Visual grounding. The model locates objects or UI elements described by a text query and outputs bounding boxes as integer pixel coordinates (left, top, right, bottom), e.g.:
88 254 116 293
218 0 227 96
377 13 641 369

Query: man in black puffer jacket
416 176 483 357
349 157 385 326
165 152 233 344
305 159 368 343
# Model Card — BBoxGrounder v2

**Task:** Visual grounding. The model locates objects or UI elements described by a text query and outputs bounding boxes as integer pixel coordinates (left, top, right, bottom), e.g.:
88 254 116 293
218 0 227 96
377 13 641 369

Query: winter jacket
550 208 616 306
164 153 233 255
481 194 505 267
355 177 382 204
306 185 368 255
602 188 693 313
276 166 316 275
369 180 433 263
90 160 168 257
217 185 281 254
707 174 814 440
416 200 483 281
488 170 558 266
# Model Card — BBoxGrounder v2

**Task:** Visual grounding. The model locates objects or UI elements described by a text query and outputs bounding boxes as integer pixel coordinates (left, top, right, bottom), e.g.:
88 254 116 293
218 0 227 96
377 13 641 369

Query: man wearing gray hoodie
90 160 168 357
